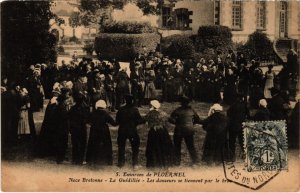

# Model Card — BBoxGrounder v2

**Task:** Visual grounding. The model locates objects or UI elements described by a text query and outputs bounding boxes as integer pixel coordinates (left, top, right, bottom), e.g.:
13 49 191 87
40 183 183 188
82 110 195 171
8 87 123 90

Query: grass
3 100 232 169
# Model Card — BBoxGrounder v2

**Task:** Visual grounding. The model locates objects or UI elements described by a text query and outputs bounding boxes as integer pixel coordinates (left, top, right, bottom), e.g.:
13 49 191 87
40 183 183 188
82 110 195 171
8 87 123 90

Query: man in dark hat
227 94 249 160
268 87 289 120
68 93 90 165
115 94 145 169
73 73 89 107
169 96 201 166
115 68 130 109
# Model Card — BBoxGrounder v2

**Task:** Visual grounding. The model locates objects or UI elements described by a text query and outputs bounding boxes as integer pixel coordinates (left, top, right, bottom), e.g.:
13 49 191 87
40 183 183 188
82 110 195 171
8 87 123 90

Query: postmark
223 120 288 190
243 120 288 172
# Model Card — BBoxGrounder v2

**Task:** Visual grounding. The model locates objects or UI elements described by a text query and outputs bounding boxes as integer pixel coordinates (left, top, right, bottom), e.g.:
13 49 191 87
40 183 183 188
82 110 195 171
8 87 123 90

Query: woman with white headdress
252 99 270 121
144 100 174 168
86 100 117 166
201 103 228 165
17 88 36 139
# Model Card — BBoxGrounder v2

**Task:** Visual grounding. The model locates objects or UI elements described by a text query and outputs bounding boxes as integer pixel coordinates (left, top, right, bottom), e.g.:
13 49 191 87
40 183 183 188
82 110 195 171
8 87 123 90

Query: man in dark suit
169 96 201 166
227 95 248 160
116 94 145 169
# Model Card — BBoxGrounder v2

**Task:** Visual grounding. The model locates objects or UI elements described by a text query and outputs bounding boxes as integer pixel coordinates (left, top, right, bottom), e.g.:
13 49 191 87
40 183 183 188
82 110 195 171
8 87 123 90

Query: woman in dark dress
252 99 270 121
144 100 174 168
53 90 70 164
86 100 117 166
35 90 61 158
223 68 238 105
201 104 228 165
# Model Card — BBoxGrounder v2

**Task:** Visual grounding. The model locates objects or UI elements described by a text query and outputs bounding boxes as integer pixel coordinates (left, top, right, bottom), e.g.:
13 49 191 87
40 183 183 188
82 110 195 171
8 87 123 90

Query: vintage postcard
1 0 299 192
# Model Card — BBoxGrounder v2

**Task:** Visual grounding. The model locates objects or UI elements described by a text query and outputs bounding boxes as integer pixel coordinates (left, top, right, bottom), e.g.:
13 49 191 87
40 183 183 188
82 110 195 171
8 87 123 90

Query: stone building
158 0 300 42
158 0 299 61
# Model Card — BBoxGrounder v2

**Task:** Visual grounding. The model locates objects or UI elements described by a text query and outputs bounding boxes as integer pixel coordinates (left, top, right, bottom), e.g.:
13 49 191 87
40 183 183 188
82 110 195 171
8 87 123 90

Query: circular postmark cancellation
223 120 287 190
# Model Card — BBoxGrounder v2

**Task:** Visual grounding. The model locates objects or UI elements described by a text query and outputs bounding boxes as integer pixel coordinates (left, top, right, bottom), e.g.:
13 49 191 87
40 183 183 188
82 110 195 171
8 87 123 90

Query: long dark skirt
86 126 113 165
202 132 227 164
35 104 58 157
146 127 174 168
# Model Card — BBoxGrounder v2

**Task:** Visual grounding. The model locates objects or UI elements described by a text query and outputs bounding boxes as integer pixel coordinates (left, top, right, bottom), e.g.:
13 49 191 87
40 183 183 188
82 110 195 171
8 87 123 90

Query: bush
195 25 233 54
101 21 157 34
161 35 196 59
94 33 160 60
69 36 81 44
237 31 274 61
57 45 65 54
83 43 94 55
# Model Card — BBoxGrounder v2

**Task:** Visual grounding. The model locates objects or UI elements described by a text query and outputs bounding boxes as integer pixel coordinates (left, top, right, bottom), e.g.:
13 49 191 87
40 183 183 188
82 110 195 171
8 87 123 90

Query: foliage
83 43 94 55
194 25 233 54
161 35 196 59
69 11 81 28
69 36 81 44
57 46 65 54
237 31 274 61
94 33 160 60
53 15 65 26
136 0 163 15
79 0 162 27
101 21 157 34
1 1 57 81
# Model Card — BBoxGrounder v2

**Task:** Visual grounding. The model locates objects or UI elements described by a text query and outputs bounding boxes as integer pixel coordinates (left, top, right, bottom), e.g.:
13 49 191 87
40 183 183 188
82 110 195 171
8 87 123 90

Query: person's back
227 99 247 130
203 112 227 135
253 106 270 121
69 103 89 131
116 104 144 136
170 106 200 135
268 94 286 120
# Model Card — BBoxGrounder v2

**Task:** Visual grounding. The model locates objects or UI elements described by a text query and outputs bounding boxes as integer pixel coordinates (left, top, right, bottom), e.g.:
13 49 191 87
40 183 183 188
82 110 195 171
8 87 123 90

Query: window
279 1 287 37
162 7 173 28
257 1 266 30
232 1 243 30
214 0 220 25
175 8 189 29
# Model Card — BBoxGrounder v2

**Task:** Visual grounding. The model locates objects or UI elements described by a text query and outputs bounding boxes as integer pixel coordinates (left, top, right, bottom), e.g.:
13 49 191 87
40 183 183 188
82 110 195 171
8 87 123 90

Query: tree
79 0 162 27
195 25 233 54
69 11 81 38
237 31 274 61
1 1 57 81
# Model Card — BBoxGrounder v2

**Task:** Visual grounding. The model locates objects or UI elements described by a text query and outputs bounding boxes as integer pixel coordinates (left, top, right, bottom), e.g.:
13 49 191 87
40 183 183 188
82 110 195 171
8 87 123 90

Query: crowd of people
1 48 299 168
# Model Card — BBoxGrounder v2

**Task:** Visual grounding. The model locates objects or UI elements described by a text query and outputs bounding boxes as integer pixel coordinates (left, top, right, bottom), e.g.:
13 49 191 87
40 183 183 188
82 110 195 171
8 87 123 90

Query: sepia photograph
1 0 299 192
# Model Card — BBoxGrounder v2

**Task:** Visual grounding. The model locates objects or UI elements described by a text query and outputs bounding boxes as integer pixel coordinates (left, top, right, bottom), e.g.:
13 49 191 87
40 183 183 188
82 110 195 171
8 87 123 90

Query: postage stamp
243 121 288 172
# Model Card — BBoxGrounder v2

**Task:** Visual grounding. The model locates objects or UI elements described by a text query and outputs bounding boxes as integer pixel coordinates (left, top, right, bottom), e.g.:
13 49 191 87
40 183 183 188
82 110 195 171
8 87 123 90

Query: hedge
161 34 196 59
237 31 274 61
101 21 157 34
94 33 160 60
194 25 233 54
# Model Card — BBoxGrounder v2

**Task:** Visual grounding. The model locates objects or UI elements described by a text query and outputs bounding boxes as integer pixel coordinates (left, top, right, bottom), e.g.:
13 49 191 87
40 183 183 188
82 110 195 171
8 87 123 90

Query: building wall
160 0 300 43
174 0 214 34
221 1 300 42
220 1 278 43
287 1 300 40
159 0 214 37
